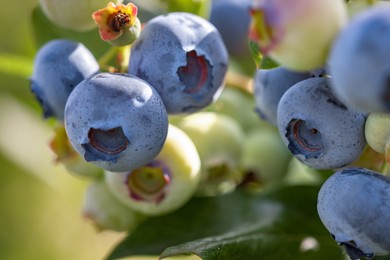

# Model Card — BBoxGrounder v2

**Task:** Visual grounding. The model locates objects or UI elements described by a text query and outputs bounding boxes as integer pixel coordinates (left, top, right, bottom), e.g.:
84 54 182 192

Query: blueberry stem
98 45 131 72
384 142 390 176
225 70 254 94
117 45 131 73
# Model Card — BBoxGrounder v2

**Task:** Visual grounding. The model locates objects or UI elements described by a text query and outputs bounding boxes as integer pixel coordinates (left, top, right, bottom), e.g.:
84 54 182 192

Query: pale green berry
240 128 291 185
365 113 390 154
207 86 272 133
39 0 123 31
250 0 348 71
283 157 323 185
83 179 144 232
178 112 245 196
105 124 201 216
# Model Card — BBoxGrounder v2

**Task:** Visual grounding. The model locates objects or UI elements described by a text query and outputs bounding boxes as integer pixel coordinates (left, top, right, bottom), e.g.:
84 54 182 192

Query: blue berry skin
254 67 325 125
128 12 229 114
277 77 367 169
328 6 390 113
317 167 390 259
64 73 169 172
209 0 251 57
30 39 99 120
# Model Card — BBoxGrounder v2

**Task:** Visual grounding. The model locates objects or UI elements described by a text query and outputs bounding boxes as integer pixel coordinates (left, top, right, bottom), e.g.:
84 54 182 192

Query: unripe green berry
105 124 201 216
240 128 291 185
178 112 245 196
365 113 390 154
83 179 144 232
39 0 123 31
249 0 348 71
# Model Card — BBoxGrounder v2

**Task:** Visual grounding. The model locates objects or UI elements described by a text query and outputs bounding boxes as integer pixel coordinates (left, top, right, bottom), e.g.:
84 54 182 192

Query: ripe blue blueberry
317 167 390 259
30 39 99 120
277 77 367 169
328 6 390 113
128 12 229 114
209 0 252 57
64 72 169 172
254 67 325 125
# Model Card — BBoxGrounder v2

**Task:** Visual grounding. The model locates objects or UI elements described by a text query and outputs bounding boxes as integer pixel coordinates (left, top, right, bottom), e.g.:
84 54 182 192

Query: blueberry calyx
82 127 129 163
340 240 375 260
286 119 324 159
125 160 171 204
177 50 213 94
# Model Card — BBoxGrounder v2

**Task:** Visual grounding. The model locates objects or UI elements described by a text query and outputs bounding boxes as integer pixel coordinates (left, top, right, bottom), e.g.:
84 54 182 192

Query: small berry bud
92 2 140 46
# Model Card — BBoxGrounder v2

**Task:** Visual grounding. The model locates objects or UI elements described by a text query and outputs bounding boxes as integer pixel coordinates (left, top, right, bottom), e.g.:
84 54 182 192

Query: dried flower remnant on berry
92 2 138 41
249 1 282 55
125 160 172 204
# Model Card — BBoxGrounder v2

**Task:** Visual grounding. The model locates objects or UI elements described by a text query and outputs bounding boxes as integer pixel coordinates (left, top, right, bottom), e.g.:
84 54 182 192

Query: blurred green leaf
108 185 344 260
0 53 33 78
248 40 262 69
31 6 109 58
261 56 279 70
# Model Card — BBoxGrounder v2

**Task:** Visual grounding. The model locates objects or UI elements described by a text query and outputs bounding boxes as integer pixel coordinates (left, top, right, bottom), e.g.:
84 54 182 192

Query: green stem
98 46 118 71
117 45 131 73
383 142 390 176
225 69 254 94
98 45 132 73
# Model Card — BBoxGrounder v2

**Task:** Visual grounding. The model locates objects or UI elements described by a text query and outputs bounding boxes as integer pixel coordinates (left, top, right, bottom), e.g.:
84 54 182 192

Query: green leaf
31 6 109 58
107 185 344 260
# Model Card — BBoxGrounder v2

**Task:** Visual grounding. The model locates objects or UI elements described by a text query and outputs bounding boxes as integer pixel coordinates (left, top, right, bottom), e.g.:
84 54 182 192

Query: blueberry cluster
252 3 390 259
30 0 390 259
30 1 255 230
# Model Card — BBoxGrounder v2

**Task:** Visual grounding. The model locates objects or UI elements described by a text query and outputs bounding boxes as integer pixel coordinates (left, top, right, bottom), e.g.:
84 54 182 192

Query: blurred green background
0 1 127 259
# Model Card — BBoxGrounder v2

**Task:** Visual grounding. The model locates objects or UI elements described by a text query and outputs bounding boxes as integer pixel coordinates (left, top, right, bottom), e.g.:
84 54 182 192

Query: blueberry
64 72 169 172
128 12 229 114
254 67 325 125
209 0 252 57
31 39 99 120
317 167 390 259
249 0 347 71
277 77 367 169
328 6 390 113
